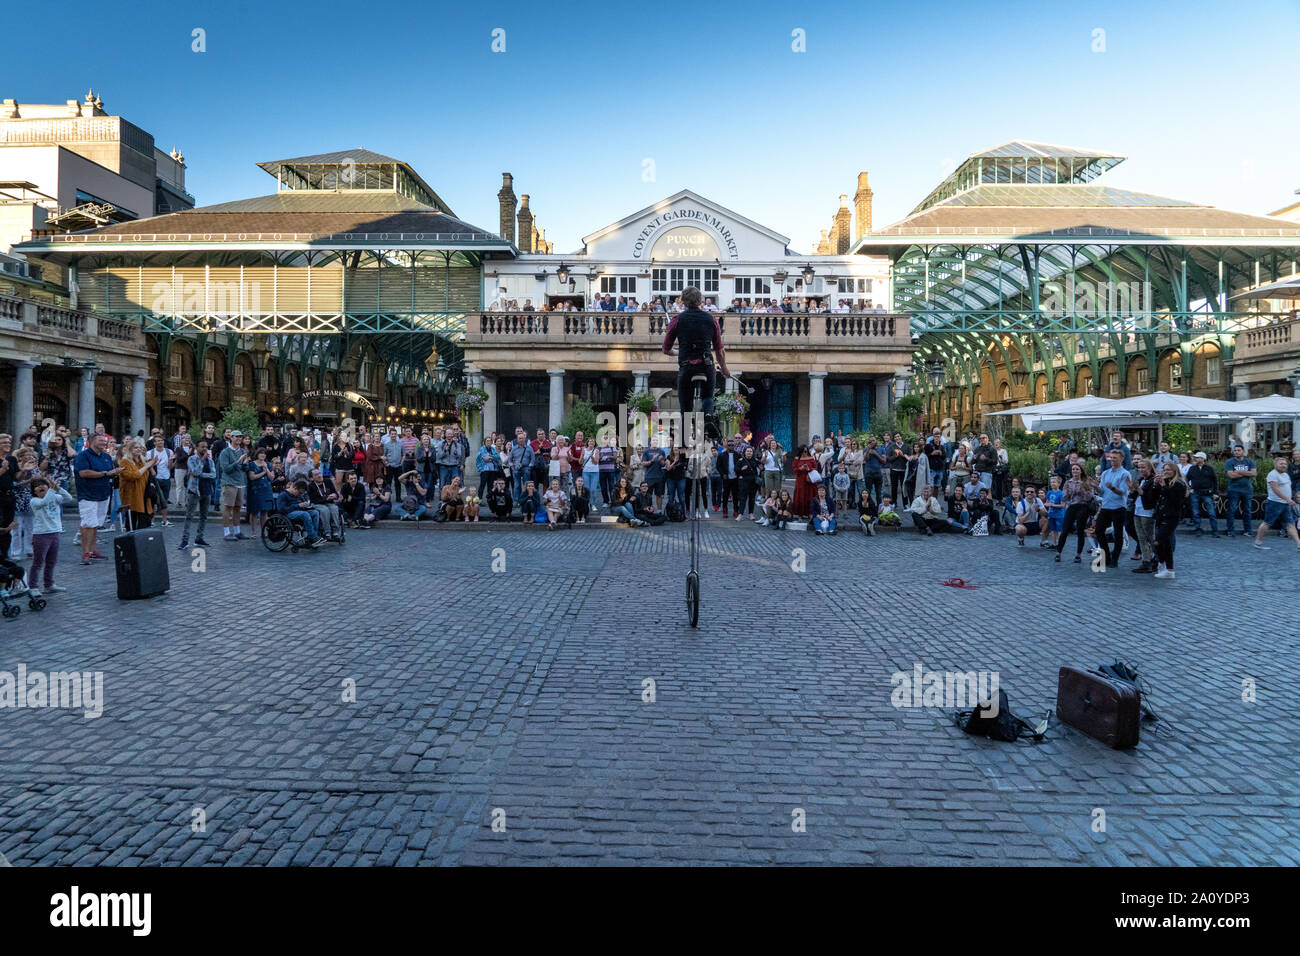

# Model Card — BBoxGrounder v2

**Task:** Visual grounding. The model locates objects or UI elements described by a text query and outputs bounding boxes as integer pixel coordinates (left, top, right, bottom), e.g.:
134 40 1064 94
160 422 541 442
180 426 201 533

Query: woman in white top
144 435 174 526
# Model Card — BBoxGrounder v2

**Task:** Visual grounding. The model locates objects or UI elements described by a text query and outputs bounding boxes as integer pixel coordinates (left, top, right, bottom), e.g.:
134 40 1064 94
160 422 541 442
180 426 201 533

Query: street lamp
927 358 945 388
556 263 569 286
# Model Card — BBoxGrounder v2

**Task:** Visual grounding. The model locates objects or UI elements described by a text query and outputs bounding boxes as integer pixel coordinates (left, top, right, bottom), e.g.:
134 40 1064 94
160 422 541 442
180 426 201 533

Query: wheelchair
261 507 345 553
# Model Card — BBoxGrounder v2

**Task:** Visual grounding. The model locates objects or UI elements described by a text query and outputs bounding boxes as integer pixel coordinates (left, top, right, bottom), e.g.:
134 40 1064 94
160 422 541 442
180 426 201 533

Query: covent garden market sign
631 208 742 261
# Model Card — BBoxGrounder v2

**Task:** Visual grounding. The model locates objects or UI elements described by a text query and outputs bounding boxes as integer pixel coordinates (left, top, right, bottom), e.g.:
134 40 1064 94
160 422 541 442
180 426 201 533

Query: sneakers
160 520 173 527
1054 554 1061 563
89 551 109 561
194 537 210 547
1253 541 1271 550
234 532 248 541
45 584 67 593
176 536 189 551
309 538 325 549
1153 568 1176 579
81 553 92 565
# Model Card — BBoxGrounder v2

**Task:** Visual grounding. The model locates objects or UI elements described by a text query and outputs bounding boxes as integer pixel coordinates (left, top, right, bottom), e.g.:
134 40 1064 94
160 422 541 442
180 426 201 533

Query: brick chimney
516 194 534 252
815 229 830 255
497 173 517 243
834 195 851 254
853 172 873 241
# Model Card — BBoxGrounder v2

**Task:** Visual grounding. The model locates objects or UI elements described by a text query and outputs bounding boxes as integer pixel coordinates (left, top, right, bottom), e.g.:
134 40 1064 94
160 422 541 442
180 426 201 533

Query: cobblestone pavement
0 515 1297 866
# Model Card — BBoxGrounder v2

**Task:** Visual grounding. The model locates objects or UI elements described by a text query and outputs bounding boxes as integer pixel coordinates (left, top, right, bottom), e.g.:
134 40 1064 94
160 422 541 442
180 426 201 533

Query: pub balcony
1232 314 1299 362
463 310 914 375
1 291 149 356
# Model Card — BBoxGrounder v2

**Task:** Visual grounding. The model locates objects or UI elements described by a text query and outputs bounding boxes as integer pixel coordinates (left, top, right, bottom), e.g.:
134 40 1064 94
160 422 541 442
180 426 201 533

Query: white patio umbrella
1228 393 1300 422
1018 391 1251 440
1228 276 1300 301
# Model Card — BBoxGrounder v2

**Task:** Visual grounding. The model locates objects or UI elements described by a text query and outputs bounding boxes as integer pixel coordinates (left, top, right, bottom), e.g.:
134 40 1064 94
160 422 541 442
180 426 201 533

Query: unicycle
685 372 709 628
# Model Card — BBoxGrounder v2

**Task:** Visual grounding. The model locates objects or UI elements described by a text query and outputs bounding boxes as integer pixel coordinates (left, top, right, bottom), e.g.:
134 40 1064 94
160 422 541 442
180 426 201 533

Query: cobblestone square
0 518 1296 866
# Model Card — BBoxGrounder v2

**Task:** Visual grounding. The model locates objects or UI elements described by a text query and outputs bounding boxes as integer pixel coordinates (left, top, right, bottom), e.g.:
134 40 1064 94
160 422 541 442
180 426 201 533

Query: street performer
661 286 731 441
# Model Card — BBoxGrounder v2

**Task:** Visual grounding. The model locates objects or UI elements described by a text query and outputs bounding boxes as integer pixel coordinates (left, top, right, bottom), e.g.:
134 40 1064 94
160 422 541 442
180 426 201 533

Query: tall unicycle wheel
685 371 710 629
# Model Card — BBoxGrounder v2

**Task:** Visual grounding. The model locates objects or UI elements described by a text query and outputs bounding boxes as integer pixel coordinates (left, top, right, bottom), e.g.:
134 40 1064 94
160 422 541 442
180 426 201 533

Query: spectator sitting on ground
518 480 541 523
462 483 481 523
909 485 961 536
856 489 879 536
570 476 591 525
633 481 660 525
811 485 837 535
877 496 901 526
364 474 391 526
486 478 513 521
437 476 463 522
543 478 569 530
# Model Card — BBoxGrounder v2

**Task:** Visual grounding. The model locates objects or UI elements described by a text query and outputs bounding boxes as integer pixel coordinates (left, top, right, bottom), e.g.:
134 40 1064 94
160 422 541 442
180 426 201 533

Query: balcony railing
1234 316 1298 360
0 292 147 352
467 310 909 348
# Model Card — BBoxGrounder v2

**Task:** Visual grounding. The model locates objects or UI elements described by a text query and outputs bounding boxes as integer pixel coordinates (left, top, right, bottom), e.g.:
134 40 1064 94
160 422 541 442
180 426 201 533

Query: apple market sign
294 389 375 411
633 209 739 260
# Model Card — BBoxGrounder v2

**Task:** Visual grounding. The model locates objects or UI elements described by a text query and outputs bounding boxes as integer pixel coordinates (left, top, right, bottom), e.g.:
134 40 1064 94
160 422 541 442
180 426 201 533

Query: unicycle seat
690 373 709 385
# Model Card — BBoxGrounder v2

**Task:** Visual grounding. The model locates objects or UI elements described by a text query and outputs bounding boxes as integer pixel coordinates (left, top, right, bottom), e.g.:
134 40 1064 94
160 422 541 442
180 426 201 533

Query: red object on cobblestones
940 577 979 589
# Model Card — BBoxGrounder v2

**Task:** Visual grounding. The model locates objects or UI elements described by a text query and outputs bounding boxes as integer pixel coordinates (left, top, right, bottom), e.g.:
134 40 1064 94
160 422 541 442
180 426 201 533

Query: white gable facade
485 190 889 310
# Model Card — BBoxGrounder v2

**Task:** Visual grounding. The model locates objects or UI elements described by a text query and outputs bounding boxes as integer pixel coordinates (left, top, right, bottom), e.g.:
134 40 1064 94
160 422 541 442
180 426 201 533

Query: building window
669 268 685 293
204 357 216 386
1198 425 1221 447
169 351 184 379
258 367 269 391
1107 372 1118 396
1083 377 1094 396
600 276 635 295
837 278 872 293
651 268 667 293
1137 368 1149 392
734 277 772 299
234 364 245 389
684 268 719 294
1206 356 1221 385
1169 364 1182 389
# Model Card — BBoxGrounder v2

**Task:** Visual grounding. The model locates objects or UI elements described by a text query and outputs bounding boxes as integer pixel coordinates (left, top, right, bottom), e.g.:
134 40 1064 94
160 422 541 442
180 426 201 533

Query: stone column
808 371 826 442
1235 383 1250 402
481 374 498 440
130 374 148 439
874 377 890 419
79 366 96 432
548 368 566 430
12 361 36 436
632 369 650 393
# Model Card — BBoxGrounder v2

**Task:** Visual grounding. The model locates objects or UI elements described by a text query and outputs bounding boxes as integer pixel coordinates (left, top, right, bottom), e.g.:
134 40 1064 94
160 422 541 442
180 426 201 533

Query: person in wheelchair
276 480 325 548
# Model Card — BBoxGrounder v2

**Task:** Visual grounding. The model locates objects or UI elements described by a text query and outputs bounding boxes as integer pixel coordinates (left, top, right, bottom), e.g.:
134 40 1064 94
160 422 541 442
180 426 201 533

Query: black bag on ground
956 689 1022 742
666 501 685 522
114 529 170 600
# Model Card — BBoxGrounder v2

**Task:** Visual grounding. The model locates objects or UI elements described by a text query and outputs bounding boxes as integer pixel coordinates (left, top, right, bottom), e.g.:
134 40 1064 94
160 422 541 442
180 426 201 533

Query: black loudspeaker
114 529 170 600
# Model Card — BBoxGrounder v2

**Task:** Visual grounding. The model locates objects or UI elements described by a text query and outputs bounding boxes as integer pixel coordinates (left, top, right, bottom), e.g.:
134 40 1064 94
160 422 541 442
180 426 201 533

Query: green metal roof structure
853 140 1300 418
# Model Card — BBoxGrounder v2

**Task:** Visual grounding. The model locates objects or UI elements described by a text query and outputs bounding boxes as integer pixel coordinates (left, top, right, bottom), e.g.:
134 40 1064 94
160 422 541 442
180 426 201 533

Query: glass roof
937 185 1199 208
910 140 1125 215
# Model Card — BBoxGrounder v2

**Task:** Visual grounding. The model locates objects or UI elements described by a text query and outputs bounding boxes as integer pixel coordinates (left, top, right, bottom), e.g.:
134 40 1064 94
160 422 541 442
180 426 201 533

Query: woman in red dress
792 445 817 518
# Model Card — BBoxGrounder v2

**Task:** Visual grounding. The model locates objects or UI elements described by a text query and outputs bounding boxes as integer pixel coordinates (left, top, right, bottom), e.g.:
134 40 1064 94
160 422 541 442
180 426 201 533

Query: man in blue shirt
1102 430 1132 469
277 480 324 547
1224 444 1257 536
642 446 666 512
72 432 121 564
1096 449 1134 567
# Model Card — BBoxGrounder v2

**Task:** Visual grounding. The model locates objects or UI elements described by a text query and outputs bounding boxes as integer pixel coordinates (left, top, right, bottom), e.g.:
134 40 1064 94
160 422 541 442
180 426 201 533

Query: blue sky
5 0 1298 251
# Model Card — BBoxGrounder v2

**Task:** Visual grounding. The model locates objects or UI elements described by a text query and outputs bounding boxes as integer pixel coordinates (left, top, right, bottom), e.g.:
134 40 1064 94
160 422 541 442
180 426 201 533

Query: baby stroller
0 556 45 619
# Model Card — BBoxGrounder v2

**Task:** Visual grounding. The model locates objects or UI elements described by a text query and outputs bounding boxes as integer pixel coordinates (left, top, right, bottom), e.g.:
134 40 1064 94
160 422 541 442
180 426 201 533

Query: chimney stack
498 173 517 243
815 229 830 255
853 171 873 241
834 195 851 254
517 194 534 253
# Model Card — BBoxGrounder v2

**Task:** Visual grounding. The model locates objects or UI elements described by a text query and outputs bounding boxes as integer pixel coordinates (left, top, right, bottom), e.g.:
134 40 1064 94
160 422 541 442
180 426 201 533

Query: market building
465 175 904 451
852 141 1300 446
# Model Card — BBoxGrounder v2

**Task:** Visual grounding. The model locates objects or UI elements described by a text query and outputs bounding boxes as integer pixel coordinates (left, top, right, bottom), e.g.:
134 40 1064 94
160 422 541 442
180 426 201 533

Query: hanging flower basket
626 390 656 416
455 386 488 432
713 392 749 435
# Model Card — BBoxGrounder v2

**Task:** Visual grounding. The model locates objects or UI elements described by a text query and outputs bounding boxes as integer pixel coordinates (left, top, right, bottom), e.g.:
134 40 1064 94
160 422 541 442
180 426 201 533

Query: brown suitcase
1056 667 1141 748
